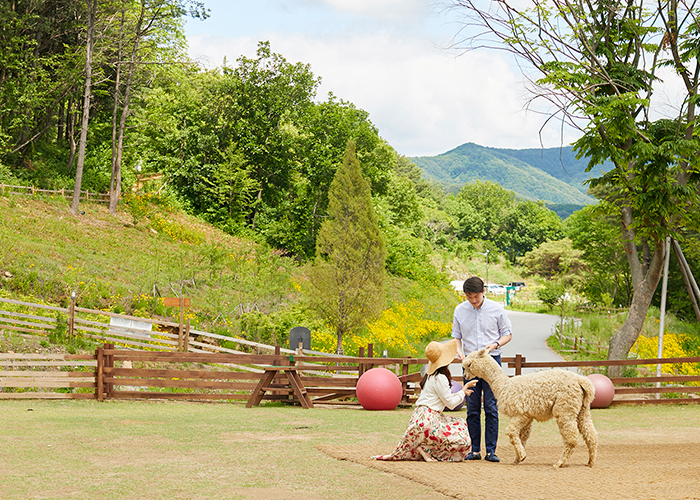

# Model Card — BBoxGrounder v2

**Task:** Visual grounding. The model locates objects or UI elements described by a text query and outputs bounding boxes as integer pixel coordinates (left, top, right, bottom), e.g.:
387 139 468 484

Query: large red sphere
588 373 615 408
356 367 403 411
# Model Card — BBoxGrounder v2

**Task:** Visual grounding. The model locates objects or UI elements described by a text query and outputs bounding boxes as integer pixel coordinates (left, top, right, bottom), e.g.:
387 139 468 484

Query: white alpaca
462 348 598 468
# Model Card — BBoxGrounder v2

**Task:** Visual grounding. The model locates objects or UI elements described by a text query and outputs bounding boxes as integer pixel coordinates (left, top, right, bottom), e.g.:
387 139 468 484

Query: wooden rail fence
0 352 96 399
1 343 699 406
0 183 110 203
1 297 699 406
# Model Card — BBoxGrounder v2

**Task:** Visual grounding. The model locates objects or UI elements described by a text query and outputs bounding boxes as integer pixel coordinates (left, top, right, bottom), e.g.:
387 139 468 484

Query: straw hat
425 339 458 375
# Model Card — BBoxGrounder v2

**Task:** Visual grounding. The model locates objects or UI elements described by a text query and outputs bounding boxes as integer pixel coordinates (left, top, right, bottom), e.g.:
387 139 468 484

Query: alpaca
462 348 598 468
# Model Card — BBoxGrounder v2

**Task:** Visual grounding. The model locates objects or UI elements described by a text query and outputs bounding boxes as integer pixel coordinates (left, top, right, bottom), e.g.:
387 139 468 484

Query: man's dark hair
463 276 484 294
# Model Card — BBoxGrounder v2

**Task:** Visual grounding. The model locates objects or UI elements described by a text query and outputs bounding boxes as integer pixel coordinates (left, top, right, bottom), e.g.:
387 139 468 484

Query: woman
372 339 476 462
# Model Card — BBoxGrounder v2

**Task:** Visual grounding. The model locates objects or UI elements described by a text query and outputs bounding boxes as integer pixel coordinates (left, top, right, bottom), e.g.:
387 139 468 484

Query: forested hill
411 142 611 207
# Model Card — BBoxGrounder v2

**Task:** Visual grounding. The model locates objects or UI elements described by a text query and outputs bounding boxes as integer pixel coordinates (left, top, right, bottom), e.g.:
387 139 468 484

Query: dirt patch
318 441 700 500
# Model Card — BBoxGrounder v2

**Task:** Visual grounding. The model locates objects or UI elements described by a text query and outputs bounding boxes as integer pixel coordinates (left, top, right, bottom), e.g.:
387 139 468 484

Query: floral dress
372 374 471 462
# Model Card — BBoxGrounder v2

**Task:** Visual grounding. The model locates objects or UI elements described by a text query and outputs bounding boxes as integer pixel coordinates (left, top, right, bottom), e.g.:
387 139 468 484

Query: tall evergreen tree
309 141 386 354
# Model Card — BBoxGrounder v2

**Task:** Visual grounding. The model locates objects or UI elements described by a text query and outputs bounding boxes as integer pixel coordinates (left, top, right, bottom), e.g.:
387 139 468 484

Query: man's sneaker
484 453 500 462
465 452 481 460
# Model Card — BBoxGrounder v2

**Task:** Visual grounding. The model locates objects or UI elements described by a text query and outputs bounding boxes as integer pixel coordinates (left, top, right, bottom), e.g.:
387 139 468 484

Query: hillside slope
411 142 611 205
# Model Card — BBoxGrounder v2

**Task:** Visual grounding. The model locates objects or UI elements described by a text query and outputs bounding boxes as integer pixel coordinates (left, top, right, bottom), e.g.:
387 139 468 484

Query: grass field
1 400 699 500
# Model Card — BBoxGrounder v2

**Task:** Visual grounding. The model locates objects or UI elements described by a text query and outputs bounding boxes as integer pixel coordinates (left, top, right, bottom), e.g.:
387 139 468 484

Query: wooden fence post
184 318 190 352
96 346 104 401
68 292 76 338
105 343 114 398
514 353 522 376
401 358 409 403
178 296 185 351
358 346 365 377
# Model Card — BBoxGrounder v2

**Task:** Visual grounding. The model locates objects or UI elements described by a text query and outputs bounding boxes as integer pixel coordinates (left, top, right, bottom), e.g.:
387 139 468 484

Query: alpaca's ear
478 348 488 357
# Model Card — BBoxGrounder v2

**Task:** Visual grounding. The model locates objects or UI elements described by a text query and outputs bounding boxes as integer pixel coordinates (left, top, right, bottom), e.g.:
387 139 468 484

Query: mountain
411 143 611 208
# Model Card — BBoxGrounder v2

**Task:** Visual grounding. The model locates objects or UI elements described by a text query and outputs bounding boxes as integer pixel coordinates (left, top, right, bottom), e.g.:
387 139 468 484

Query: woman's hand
462 379 477 396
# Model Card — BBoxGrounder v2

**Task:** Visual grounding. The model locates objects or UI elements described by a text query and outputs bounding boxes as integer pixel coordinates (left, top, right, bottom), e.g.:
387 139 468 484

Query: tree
495 199 564 262
518 238 586 286
565 201 631 307
453 180 515 241
108 0 208 214
308 141 386 354
451 0 700 369
70 0 97 216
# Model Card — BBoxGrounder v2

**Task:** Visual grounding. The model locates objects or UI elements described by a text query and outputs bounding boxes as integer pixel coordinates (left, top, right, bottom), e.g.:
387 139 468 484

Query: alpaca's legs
520 419 533 447
506 416 530 464
554 415 579 468
578 407 598 467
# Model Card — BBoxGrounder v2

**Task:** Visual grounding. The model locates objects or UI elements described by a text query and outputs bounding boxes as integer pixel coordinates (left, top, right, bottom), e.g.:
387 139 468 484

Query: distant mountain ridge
411 143 611 209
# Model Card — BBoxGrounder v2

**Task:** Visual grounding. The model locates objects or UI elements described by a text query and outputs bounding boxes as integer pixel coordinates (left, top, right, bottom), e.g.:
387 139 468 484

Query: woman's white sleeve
435 374 464 410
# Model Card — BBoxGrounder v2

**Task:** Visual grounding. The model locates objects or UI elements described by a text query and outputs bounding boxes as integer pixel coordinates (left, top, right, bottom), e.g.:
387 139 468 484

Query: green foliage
537 281 566 311
308 141 387 353
565 204 632 307
495 199 564 262
445 180 564 262
383 228 447 285
517 238 585 284
48 313 93 354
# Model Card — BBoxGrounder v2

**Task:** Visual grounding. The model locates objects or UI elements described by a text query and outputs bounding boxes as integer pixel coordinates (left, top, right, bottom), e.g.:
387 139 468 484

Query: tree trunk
70 0 97 216
335 328 344 355
66 99 76 173
110 2 147 215
109 8 125 214
608 238 666 377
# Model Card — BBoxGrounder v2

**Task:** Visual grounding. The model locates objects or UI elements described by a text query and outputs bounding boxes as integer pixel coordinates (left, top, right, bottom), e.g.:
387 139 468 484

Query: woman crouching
372 339 476 462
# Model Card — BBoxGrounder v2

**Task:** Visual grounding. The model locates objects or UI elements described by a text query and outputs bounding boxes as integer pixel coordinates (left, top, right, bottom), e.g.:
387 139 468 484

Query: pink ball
356 367 403 411
588 373 615 408
444 380 465 412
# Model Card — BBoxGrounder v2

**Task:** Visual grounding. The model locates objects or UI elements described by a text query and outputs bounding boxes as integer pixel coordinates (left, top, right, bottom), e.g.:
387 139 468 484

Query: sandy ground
317 439 700 500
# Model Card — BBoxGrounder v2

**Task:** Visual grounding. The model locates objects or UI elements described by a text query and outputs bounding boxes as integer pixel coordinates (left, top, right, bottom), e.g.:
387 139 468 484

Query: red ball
356 367 403 411
588 373 615 408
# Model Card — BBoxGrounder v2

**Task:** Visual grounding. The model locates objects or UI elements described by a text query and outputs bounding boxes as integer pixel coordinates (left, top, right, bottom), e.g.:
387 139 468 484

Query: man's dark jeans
463 354 501 455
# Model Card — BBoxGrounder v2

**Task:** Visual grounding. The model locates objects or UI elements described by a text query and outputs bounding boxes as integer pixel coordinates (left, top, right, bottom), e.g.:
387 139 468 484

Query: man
452 276 512 462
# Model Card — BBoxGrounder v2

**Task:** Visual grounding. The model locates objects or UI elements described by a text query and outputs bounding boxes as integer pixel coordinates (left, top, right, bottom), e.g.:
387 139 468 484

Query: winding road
500 310 565 375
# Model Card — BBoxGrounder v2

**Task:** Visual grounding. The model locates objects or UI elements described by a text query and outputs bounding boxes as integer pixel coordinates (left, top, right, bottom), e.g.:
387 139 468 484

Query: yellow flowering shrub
311 300 452 357
631 333 700 380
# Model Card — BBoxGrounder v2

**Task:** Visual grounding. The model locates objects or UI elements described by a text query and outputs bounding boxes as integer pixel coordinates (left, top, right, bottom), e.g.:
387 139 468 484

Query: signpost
163 297 191 351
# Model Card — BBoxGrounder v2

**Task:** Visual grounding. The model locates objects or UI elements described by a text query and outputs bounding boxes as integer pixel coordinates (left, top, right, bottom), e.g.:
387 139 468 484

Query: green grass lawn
1 400 699 499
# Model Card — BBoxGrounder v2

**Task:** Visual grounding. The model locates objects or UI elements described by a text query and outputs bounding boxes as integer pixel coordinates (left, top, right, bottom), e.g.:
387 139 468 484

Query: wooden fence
2 343 699 406
0 296 331 358
0 352 96 399
0 183 110 203
1 296 699 405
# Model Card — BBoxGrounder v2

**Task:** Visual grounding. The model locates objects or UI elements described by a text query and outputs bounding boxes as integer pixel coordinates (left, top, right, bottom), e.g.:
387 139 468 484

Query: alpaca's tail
577 376 598 467
580 376 596 410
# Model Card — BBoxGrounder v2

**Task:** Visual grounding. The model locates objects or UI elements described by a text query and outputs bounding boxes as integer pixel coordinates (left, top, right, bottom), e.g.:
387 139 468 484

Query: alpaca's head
462 348 495 379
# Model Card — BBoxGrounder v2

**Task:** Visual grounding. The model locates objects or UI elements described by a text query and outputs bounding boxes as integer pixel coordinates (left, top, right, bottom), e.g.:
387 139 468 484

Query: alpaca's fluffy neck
478 360 509 399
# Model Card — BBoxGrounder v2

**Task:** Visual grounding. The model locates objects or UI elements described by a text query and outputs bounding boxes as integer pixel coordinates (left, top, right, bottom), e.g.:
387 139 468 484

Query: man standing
452 276 512 462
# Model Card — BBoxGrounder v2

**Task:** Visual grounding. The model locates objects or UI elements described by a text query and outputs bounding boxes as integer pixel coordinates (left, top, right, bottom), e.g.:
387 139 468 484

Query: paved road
447 309 566 378
501 310 565 375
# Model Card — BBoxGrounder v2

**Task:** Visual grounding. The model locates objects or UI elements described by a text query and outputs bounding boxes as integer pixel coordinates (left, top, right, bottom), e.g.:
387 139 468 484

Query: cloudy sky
184 0 581 157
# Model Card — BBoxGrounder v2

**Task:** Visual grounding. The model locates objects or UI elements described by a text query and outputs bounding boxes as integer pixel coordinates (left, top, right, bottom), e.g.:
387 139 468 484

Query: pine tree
309 141 386 354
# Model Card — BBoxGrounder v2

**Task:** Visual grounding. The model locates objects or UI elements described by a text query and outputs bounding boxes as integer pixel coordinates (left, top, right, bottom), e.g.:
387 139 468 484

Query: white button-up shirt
451 297 512 355
415 373 464 411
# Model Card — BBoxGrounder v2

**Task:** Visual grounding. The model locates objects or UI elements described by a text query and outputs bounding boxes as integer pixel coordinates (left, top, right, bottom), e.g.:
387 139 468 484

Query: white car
485 284 507 295
450 280 464 292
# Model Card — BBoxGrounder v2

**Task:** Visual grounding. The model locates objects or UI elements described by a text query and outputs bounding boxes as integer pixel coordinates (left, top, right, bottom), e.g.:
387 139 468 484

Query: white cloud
314 0 429 20
188 29 578 156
